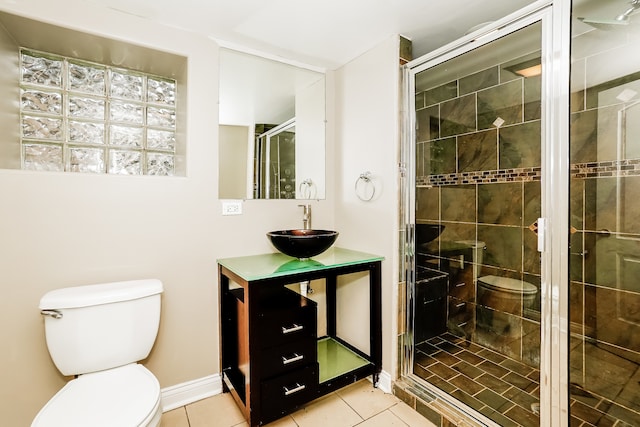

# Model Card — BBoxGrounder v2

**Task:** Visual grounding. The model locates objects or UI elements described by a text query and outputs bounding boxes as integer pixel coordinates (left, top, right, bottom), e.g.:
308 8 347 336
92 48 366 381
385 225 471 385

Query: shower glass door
254 119 296 199
568 0 640 425
406 14 546 427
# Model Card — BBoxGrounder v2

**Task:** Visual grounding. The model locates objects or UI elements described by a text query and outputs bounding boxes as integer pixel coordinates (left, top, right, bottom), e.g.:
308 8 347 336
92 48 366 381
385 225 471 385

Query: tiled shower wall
400 10 640 427
568 68 640 418
407 43 640 426
414 51 543 367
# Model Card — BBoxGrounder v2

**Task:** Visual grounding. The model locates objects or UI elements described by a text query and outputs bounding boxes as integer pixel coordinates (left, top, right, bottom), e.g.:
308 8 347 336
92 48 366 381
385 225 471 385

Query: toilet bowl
32 364 162 427
33 279 163 427
476 275 537 335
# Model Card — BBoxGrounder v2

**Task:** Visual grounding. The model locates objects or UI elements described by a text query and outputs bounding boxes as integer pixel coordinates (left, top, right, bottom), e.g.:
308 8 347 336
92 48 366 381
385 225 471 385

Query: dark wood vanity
218 248 383 426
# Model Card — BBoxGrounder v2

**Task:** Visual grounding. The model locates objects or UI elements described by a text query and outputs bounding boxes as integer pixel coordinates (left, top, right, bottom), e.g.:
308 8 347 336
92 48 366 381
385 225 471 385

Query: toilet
454 240 486 280
476 275 537 334
33 279 164 427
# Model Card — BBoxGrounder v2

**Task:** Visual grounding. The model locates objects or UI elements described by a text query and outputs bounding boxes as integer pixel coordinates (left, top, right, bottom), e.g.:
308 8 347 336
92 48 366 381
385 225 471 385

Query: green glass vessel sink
267 229 339 260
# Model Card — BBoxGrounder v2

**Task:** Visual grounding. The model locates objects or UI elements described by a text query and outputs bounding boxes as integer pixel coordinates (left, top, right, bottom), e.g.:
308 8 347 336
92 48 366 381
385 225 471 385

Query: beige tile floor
160 380 437 427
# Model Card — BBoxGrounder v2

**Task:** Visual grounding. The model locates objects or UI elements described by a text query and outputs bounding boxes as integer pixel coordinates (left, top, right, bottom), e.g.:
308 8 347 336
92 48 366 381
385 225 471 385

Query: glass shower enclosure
568 0 640 425
405 16 545 426
401 1 640 426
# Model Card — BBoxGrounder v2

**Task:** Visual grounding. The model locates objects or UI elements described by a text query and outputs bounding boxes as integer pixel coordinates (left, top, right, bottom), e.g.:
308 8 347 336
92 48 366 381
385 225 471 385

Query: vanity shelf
218 247 383 426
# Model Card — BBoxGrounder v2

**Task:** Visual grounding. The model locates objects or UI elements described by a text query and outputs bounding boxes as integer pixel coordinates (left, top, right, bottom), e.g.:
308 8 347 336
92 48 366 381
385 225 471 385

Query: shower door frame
399 0 571 425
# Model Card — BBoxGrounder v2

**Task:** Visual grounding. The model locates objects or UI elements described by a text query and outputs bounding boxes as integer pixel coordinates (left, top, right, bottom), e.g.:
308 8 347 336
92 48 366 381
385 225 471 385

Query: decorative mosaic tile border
417 159 640 187
417 166 541 187
572 159 640 178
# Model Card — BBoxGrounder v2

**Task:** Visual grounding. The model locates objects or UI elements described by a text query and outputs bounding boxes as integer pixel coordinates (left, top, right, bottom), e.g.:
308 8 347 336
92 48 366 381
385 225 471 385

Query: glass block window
19 48 177 176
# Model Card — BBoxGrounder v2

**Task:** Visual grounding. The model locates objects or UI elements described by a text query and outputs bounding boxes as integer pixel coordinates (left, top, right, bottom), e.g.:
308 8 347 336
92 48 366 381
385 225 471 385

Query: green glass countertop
217 247 384 281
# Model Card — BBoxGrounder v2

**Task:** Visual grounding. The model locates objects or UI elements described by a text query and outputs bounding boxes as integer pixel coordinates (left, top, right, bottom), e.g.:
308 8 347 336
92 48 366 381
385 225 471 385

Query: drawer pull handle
282 353 304 365
282 324 304 334
283 383 306 396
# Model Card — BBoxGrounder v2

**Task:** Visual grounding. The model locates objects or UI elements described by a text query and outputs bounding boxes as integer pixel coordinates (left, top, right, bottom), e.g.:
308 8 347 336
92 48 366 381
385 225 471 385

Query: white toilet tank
39 279 163 376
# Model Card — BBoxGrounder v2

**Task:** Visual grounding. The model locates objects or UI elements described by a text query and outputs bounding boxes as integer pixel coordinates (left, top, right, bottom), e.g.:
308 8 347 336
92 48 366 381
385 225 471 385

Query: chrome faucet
298 204 311 229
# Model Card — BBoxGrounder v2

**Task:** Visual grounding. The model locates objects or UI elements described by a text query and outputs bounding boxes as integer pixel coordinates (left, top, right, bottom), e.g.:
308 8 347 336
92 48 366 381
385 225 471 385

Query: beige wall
333 36 401 378
0 18 19 169
0 1 334 425
219 125 249 199
0 2 219 425
0 1 400 425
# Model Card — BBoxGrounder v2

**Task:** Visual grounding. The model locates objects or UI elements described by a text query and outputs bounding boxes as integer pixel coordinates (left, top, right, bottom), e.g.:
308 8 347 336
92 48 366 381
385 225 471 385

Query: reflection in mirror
218 48 326 200
255 119 295 199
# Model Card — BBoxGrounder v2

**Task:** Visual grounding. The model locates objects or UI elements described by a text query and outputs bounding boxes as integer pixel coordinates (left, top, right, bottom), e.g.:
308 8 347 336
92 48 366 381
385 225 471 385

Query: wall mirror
218 48 326 200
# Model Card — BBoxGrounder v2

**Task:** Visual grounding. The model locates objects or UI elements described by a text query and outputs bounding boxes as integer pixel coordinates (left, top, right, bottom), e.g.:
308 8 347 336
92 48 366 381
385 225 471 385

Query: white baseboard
376 370 392 393
366 370 391 393
161 374 222 412
160 370 391 412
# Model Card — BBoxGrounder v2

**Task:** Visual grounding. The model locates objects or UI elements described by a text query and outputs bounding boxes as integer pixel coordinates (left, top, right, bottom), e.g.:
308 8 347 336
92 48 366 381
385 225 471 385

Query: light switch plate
221 200 243 215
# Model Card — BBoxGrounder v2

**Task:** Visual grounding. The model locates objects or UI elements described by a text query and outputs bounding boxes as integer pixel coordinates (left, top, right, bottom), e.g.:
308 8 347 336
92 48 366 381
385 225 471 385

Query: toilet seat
32 363 161 427
478 275 537 295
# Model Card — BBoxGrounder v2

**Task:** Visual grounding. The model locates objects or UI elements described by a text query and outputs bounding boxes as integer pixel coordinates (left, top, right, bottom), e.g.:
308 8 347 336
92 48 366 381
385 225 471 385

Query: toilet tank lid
39 279 163 309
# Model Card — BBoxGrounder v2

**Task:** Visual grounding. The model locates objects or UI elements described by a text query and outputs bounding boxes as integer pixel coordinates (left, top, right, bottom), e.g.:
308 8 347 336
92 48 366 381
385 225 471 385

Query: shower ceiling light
505 58 542 78
514 63 542 78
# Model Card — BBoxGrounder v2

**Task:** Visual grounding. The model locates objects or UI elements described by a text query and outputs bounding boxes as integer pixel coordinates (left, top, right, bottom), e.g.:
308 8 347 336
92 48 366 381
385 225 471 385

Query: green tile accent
416 104 440 142
441 94 476 137
476 388 511 411
478 182 523 226
524 75 541 121
460 66 499 96
499 121 541 169
392 383 416 408
441 185 476 222
422 80 458 106
477 79 523 130
415 399 443 426
416 186 439 221
427 137 457 174
457 129 497 172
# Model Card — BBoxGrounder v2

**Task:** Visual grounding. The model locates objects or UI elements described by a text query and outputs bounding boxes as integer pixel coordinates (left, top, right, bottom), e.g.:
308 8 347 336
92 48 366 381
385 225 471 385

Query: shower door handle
537 218 546 252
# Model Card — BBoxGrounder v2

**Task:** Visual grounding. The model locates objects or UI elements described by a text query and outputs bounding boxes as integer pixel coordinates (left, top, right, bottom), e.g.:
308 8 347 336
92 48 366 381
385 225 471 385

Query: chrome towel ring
355 171 375 201
299 178 316 199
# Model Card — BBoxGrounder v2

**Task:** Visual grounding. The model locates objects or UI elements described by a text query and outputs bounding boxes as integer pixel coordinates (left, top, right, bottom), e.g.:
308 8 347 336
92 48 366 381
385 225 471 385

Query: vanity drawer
259 338 317 378
260 364 318 423
258 303 316 349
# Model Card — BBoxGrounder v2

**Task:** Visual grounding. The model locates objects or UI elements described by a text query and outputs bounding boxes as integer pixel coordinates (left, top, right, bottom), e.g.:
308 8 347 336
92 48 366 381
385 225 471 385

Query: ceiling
82 0 540 70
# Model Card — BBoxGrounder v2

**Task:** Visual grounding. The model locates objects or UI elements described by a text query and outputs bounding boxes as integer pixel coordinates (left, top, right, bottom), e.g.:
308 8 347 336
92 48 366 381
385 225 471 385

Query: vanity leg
369 262 382 378
326 274 337 337
219 271 230 387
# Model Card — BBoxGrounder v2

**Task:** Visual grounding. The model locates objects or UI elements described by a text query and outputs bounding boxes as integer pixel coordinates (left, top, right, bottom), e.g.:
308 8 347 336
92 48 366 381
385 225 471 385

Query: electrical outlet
221 200 243 215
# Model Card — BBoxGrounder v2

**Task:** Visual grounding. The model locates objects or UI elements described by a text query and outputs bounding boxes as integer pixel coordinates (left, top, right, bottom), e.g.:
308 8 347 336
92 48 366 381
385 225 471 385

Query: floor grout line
414 332 640 426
